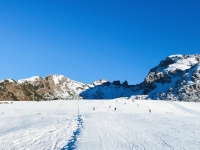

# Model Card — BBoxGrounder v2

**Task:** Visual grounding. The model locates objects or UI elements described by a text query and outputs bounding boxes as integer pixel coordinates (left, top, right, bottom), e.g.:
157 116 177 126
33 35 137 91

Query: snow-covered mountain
0 75 135 100
1 54 200 101
138 54 200 101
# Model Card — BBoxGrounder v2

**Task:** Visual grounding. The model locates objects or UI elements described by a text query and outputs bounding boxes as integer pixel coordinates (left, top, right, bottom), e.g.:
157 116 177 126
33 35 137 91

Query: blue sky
0 0 200 84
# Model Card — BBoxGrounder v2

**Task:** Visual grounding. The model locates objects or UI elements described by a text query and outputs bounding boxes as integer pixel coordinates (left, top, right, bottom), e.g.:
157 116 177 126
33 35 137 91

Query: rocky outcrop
137 54 200 101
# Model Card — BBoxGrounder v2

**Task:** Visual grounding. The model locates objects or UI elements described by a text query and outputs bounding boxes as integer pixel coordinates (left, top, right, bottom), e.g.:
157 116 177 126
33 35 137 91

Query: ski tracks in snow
61 116 83 150
1 100 200 150
0 101 81 150
77 101 147 150
77 100 200 150
168 101 200 116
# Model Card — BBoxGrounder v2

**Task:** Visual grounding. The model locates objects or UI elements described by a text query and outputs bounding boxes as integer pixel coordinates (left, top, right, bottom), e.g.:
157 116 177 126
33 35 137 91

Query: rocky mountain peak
140 54 200 101
92 79 108 86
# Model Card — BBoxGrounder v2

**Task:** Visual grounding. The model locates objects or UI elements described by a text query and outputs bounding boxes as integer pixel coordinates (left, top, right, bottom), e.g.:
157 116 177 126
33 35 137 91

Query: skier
114 107 117 111
109 105 111 109
149 109 151 113
137 103 139 107
93 107 95 110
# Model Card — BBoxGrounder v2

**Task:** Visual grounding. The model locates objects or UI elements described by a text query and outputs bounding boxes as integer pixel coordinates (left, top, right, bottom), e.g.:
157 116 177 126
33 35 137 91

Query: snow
18 76 41 84
129 95 148 100
7 79 15 82
0 79 15 83
53 77 88 99
0 100 200 150
80 84 136 99
149 76 181 96
92 79 108 86
175 102 200 113
165 56 198 72
52 75 65 85
169 54 183 58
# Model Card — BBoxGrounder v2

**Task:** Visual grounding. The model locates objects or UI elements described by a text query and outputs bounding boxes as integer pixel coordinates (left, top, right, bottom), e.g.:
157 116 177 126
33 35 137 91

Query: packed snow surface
0 100 200 150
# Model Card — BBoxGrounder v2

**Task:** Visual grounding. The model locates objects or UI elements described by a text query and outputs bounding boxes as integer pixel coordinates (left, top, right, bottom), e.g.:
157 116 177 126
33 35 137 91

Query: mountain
0 75 136 100
137 54 200 101
1 54 200 101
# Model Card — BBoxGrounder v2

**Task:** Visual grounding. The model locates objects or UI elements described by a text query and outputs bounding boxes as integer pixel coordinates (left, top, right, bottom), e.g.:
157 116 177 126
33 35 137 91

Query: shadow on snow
79 81 136 99
61 116 83 150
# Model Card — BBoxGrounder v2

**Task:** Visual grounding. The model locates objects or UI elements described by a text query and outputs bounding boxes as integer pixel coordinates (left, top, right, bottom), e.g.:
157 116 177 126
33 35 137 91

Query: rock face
0 75 88 100
137 54 200 101
1 54 200 101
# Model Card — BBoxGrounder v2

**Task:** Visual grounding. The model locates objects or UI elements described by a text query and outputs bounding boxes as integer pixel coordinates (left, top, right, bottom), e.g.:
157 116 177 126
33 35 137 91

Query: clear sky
0 0 200 84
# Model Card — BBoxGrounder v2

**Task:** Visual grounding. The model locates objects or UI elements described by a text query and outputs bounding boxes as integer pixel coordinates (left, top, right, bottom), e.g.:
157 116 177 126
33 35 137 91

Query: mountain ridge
1 54 200 101
0 74 134 100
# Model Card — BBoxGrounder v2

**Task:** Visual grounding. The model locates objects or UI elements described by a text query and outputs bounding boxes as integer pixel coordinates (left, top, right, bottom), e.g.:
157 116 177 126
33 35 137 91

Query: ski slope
0 100 200 150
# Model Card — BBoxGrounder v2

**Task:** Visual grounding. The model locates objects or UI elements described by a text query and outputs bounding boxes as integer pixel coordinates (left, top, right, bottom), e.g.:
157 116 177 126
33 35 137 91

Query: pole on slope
32 93 34 101
78 99 79 118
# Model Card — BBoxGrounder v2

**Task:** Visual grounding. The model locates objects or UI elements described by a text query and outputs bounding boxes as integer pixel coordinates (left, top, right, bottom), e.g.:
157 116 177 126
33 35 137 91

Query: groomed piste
0 99 200 150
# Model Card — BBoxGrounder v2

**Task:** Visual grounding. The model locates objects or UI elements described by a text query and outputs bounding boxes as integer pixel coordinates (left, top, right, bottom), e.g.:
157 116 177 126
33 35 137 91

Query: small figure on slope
149 109 151 113
114 107 117 111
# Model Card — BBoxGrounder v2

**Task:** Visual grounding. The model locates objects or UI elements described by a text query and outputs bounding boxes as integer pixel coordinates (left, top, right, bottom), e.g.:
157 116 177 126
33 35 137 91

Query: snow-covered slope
80 84 135 99
0 100 200 149
18 76 42 84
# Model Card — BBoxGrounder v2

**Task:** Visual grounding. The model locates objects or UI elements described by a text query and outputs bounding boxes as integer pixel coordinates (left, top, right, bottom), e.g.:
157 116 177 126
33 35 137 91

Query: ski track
168 101 200 116
0 100 200 150
0 101 79 150
61 116 83 150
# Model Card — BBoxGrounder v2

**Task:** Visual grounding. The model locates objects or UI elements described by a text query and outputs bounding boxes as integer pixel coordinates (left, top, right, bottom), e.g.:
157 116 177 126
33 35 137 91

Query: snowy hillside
0 100 200 149
0 75 135 100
